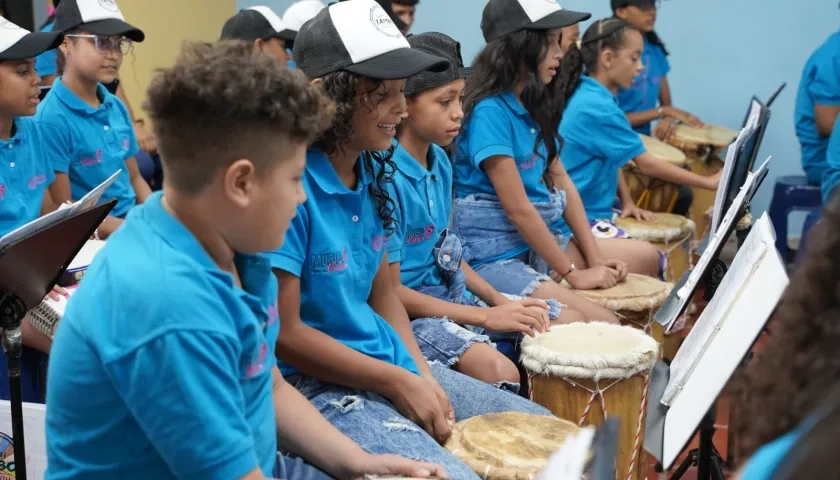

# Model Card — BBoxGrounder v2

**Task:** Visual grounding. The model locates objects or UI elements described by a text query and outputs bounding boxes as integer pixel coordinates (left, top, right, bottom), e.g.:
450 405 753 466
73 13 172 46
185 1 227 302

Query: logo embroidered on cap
98 0 120 13
0 18 18 30
369 5 401 38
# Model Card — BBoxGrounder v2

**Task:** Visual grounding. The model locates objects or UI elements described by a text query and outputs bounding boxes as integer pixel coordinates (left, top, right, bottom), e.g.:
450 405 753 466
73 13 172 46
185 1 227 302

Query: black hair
610 1 668 55
39 0 61 31
463 28 562 188
391 0 419 5
556 18 639 106
314 71 398 236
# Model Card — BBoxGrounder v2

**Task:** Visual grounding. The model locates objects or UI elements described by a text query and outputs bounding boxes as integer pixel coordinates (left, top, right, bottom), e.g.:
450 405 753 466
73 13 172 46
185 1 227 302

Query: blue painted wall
240 0 839 232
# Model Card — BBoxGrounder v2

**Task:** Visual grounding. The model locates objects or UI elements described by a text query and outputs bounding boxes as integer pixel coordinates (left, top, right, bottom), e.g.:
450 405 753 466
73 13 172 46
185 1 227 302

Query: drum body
666 125 737 239
443 412 579 480
569 273 671 350
624 135 687 213
522 323 658 480
614 214 695 284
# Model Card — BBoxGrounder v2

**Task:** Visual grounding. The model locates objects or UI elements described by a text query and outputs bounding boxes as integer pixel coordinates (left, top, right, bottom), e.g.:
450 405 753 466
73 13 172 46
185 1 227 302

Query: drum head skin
673 124 737 147
640 135 686 166
568 273 672 312
521 322 659 380
614 213 695 242
444 412 578 480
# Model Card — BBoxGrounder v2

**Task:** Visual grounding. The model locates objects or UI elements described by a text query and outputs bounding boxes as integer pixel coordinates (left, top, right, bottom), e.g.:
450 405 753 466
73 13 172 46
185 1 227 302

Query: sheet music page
746 100 762 130
712 125 755 231
663 215 771 406
72 169 122 212
536 426 595 480
40 286 76 317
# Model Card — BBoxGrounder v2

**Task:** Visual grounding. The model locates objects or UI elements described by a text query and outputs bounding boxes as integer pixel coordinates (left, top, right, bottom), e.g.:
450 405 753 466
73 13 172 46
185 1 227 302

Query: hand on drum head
590 257 628 282
662 106 704 128
565 265 621 290
704 169 723 191
654 117 678 141
350 454 450 479
480 298 551 336
619 204 656 223
389 374 453 444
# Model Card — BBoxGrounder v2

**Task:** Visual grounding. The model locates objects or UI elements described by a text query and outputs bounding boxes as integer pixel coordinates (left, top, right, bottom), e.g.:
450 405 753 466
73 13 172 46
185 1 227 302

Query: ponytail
645 31 669 56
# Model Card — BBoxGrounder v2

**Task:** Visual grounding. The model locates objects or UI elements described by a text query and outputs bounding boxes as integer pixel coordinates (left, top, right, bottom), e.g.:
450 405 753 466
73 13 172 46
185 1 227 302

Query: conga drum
623 135 687 213
614 214 695 283
667 124 737 239
521 323 658 480
567 273 671 350
443 412 579 480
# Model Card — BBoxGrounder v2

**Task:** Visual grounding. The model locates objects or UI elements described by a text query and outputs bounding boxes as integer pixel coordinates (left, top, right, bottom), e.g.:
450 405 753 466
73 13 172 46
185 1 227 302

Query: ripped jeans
285 362 552 480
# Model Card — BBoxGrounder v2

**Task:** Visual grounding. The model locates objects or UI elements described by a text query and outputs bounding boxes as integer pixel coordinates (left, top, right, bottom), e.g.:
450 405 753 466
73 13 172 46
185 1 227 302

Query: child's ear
310 78 323 87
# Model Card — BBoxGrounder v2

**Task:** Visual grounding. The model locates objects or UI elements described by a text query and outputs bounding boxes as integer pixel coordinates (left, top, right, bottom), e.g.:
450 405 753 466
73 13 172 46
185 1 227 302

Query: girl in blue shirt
453 0 661 301
271 2 550 478
37 0 152 239
555 18 719 236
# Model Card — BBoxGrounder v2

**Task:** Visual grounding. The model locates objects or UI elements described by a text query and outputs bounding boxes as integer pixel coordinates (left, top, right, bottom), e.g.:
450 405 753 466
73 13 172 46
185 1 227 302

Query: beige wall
117 0 236 123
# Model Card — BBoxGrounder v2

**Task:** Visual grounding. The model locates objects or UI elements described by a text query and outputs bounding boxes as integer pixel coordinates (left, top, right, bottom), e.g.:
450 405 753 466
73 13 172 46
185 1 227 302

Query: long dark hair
556 18 638 108
314 71 397 236
463 28 562 188
734 189 840 459
644 31 668 56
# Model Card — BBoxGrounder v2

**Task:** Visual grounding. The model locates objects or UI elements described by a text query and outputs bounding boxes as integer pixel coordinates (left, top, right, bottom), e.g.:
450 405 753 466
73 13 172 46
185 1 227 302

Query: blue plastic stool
768 175 821 261
794 208 822 265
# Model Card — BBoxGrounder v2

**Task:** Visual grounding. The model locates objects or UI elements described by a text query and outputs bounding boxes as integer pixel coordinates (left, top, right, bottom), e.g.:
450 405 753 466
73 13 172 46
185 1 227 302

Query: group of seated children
0 0 739 478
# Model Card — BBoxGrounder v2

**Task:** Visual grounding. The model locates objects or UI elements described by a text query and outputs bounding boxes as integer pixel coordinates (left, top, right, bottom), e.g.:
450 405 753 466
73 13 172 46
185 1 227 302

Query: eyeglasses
65 34 133 55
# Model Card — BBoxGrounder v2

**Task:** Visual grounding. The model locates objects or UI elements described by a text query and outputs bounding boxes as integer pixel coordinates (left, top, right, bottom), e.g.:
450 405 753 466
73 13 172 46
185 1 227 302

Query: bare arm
659 76 673 107
40 189 60 216
634 152 718 190
370 254 433 379
461 261 508 307
548 158 600 264
125 157 152 204
388 262 488 327
274 269 411 398
626 109 662 128
815 104 840 137
617 170 634 208
484 155 574 275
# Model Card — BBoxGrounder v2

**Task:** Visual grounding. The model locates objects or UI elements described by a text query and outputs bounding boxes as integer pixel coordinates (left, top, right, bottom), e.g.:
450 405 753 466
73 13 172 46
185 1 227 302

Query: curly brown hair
735 190 840 459
144 40 335 195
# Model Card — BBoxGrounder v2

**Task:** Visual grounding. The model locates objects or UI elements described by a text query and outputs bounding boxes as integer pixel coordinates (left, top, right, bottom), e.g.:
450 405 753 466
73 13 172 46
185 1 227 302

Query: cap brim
276 29 297 42
529 9 592 30
0 31 64 61
344 48 449 80
458 66 473 79
82 18 145 42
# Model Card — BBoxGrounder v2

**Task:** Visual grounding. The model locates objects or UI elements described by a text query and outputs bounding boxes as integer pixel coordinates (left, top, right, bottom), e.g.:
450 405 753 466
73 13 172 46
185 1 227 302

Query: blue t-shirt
45 192 280 480
822 117 840 203
738 430 801 480
617 39 671 135
0 117 55 235
387 143 452 289
795 29 840 183
34 22 58 78
268 149 419 376
560 76 646 229
36 77 139 218
453 91 553 204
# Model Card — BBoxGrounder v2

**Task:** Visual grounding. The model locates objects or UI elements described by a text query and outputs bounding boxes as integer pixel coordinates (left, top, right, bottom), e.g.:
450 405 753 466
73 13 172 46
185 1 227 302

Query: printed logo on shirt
267 303 278 328
310 248 349 274
0 431 17 479
122 138 130 150
0 185 5 201
405 225 435 245
80 149 103 167
371 234 387 252
244 342 268 379
27 174 46 190
516 153 538 170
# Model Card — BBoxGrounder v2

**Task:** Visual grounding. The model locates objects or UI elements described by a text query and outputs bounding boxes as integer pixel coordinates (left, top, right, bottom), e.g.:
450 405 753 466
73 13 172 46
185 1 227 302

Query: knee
487 351 521 386
639 242 663 277
551 308 588 325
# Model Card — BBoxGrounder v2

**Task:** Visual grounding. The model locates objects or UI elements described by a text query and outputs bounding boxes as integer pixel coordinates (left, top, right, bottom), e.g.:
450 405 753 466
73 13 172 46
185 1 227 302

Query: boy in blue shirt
271 2 550 478
821 115 840 203
45 39 446 480
0 16 66 402
37 0 152 239
221 6 296 65
795 29 840 186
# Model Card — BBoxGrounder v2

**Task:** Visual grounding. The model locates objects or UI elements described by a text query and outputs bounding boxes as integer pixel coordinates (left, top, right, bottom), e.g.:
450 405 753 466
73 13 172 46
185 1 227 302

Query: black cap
405 32 471 96
220 6 296 43
54 0 144 42
481 0 591 43
0 18 63 61
293 0 447 80
611 0 658 10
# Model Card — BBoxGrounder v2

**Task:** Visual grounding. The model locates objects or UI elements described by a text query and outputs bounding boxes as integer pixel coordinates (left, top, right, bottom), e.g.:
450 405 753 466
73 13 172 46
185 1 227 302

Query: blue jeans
287 362 552 479
274 453 333 479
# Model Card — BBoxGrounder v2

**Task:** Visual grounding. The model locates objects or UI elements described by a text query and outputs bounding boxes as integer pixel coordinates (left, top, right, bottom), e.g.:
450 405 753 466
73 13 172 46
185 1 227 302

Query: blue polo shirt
387 143 452 289
560 76 646 229
617 39 670 135
268 149 419 376
453 91 553 204
34 22 57 78
795 29 840 184
45 192 280 480
0 117 54 235
822 118 840 203
738 429 801 480
36 77 139 218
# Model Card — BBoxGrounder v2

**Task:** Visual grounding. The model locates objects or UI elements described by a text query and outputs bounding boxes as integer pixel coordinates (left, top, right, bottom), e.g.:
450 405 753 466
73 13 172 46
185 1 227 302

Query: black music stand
0 199 114 480
589 418 620 480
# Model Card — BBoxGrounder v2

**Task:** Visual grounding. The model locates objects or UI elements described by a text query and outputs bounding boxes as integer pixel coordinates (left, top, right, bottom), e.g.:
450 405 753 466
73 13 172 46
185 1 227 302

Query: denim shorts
273 453 332 480
472 233 570 298
286 362 552 480
411 317 492 367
